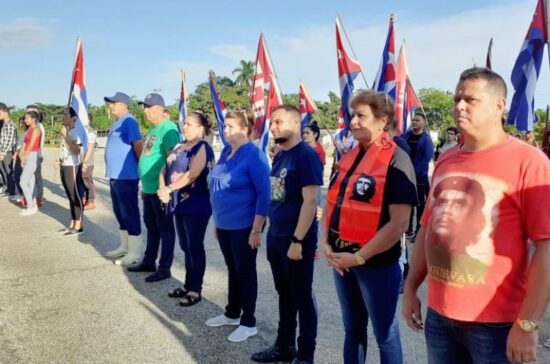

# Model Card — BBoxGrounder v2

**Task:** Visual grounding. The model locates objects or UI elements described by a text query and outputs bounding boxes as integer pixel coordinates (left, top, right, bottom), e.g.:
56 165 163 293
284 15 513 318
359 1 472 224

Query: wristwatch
354 252 366 266
291 236 303 244
516 319 541 333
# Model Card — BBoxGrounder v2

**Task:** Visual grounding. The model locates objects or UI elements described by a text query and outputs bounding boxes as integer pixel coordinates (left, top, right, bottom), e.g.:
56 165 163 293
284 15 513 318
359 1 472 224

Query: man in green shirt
128 93 180 282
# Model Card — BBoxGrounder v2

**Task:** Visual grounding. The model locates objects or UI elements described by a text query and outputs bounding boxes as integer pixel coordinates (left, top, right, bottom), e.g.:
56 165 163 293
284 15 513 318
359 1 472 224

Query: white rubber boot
106 230 129 258
115 235 143 266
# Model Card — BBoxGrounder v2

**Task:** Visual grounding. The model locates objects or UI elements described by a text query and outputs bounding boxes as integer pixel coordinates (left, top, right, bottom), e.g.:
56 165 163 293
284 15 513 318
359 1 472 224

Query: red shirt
421 136 550 322
24 128 41 152
313 143 326 165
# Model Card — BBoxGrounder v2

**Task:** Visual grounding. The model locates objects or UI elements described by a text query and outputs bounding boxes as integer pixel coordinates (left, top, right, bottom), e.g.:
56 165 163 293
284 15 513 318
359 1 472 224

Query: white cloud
0 18 54 49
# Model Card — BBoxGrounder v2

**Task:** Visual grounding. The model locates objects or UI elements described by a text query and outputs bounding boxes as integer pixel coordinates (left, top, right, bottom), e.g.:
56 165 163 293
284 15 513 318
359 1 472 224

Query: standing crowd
1 67 549 364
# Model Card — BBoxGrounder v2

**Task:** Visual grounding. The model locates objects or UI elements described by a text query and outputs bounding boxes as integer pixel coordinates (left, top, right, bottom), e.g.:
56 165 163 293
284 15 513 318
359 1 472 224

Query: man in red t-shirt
403 67 550 364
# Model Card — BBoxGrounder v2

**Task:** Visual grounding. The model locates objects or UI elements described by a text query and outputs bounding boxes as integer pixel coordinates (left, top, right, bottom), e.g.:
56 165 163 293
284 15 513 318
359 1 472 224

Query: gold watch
354 252 366 266
516 319 540 333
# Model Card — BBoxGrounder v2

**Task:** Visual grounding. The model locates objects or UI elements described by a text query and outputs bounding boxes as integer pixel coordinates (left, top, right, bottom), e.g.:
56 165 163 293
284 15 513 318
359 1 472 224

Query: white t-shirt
85 128 96 166
60 129 82 166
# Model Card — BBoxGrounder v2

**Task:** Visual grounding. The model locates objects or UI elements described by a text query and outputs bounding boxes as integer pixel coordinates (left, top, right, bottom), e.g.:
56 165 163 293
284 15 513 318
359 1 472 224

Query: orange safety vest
326 132 396 246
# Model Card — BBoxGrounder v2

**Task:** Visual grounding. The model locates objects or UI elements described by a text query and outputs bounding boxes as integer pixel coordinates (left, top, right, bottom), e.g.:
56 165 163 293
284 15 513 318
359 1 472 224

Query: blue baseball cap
139 93 165 107
104 92 130 106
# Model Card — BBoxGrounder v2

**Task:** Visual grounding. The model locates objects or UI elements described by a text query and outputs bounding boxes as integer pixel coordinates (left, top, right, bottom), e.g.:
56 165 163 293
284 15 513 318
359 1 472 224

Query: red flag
394 42 409 134
249 33 282 139
259 84 282 153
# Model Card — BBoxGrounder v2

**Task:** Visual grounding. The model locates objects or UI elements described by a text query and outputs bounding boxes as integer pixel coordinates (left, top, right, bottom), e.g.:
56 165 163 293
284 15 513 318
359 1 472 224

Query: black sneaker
128 263 156 273
64 228 83 236
251 343 296 363
145 270 171 282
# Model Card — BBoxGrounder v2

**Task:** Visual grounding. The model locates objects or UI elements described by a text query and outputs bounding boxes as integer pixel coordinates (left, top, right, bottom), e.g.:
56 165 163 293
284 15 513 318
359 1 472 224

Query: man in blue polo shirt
252 105 322 364
103 92 144 266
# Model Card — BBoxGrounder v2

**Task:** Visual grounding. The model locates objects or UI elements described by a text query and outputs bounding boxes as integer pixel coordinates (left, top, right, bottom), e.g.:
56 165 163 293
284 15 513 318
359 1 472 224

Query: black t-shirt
406 132 422 162
268 142 324 237
329 146 418 267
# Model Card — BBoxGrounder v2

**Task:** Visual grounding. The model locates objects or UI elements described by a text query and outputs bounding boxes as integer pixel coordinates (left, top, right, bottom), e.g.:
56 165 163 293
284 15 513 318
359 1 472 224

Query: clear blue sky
1 0 548 110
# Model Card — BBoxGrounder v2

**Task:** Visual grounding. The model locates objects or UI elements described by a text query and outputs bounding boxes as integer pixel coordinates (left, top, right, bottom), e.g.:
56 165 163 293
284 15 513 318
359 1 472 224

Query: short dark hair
271 104 301 122
64 107 77 119
446 127 458 134
459 67 507 98
24 111 40 122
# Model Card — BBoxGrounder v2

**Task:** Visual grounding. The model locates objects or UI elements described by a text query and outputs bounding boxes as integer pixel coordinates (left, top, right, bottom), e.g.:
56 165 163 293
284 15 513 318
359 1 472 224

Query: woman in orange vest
322 90 418 364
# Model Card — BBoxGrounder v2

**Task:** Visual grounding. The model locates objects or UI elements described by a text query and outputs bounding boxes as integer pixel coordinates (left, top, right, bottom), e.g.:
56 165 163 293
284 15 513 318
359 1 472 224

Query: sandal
179 294 201 307
168 287 188 298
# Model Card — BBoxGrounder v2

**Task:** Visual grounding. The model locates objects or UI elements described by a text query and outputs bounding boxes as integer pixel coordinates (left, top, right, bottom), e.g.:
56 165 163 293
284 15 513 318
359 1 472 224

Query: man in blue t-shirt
252 105 322 364
103 92 144 267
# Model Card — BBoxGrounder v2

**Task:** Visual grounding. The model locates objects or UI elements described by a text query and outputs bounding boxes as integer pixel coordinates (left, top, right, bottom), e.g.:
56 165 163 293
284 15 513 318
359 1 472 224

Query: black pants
141 193 175 273
60 165 84 221
0 152 15 195
266 233 318 362
409 174 429 234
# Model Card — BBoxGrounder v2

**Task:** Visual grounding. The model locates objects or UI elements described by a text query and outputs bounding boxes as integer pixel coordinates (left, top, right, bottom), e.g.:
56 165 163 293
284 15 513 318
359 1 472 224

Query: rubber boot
115 235 143 266
106 230 129 258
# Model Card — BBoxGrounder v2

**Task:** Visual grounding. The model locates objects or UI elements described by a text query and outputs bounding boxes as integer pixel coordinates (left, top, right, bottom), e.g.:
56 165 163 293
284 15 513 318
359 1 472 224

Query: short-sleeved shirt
421 136 550 323
60 129 81 166
313 143 326 165
329 146 418 267
139 119 180 194
105 114 142 180
268 141 323 237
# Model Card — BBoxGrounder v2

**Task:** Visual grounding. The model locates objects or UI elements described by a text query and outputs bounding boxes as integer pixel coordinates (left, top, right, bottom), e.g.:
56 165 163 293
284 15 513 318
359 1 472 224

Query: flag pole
67 37 81 108
261 33 283 101
337 14 370 89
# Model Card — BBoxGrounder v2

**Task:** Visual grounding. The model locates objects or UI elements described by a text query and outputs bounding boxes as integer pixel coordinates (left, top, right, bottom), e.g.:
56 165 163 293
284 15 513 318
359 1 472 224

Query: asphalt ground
0 147 548 363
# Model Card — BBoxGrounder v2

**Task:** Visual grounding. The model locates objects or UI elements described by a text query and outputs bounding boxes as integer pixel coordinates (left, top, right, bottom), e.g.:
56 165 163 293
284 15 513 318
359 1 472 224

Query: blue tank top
165 139 215 215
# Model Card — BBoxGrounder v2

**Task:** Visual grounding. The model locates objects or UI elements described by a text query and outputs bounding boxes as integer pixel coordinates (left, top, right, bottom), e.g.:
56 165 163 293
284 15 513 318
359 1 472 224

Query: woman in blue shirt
158 111 215 307
206 110 270 343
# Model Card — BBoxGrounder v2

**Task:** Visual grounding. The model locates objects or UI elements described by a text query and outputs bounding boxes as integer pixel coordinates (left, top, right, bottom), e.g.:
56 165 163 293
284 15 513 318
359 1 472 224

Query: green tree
316 91 341 130
232 60 254 87
417 88 454 134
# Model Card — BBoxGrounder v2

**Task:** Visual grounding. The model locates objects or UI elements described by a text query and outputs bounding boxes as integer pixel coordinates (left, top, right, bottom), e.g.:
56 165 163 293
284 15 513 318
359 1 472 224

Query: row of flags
68 0 550 160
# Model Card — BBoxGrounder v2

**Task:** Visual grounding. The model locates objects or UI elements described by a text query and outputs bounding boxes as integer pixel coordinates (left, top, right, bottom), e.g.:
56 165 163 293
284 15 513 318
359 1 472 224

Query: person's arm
287 185 319 260
61 127 81 155
506 239 550 363
82 139 95 170
161 145 207 193
419 134 435 167
20 129 40 163
132 140 143 160
248 149 270 249
0 123 15 157
402 226 429 332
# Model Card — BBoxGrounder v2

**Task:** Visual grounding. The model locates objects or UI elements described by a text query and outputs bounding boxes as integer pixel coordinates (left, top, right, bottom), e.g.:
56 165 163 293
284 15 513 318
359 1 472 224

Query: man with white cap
103 92 144 266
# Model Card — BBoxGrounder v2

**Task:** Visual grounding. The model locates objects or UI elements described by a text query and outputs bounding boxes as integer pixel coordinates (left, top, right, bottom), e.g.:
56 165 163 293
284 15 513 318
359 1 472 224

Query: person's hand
81 162 88 173
249 231 261 249
506 323 538 363
20 155 27 167
330 252 357 271
402 289 424 332
0 155 4 161
60 125 67 137
321 242 345 275
316 206 323 219
287 243 303 261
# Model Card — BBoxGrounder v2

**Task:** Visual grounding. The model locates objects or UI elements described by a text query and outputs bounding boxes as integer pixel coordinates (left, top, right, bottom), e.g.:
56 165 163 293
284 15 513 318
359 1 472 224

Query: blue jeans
174 212 210 293
266 233 318 362
333 262 403 364
141 192 175 273
425 308 512 364
109 179 141 236
217 227 258 328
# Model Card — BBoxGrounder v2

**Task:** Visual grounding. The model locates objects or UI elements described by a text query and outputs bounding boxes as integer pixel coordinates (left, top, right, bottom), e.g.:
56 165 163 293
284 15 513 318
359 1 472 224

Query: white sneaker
205 314 240 327
19 205 38 216
227 325 257 342
9 194 20 201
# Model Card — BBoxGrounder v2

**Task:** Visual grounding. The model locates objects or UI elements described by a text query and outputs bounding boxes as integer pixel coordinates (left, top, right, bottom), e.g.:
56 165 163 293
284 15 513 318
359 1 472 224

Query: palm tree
232 60 255 87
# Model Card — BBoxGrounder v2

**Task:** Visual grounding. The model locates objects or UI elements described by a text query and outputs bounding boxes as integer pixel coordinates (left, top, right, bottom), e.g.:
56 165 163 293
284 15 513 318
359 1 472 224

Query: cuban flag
178 68 188 140
259 84 281 154
507 0 548 131
299 80 317 130
335 16 362 159
68 37 89 153
209 72 228 148
402 77 421 133
372 15 396 101
249 33 282 140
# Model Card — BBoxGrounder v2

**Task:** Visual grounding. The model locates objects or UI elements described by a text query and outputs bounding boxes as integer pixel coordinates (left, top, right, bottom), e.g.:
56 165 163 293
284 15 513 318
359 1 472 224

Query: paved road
0 147 549 363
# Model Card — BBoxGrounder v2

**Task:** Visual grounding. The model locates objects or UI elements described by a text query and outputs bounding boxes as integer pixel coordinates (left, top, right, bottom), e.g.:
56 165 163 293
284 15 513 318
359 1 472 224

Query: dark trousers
35 156 43 199
217 227 258 328
266 233 318 362
425 308 512 364
82 165 95 202
109 179 141 236
141 193 175 273
0 152 15 195
175 212 210 294
409 174 429 234
60 165 83 221
14 159 22 195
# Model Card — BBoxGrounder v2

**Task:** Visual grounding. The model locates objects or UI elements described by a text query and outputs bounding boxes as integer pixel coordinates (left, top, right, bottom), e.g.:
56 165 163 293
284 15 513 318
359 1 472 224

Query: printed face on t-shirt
432 189 473 238
350 174 376 203
143 135 157 155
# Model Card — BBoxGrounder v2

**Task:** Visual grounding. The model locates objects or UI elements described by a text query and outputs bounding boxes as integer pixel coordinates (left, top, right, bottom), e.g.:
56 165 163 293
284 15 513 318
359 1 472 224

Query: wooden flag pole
337 14 370 89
